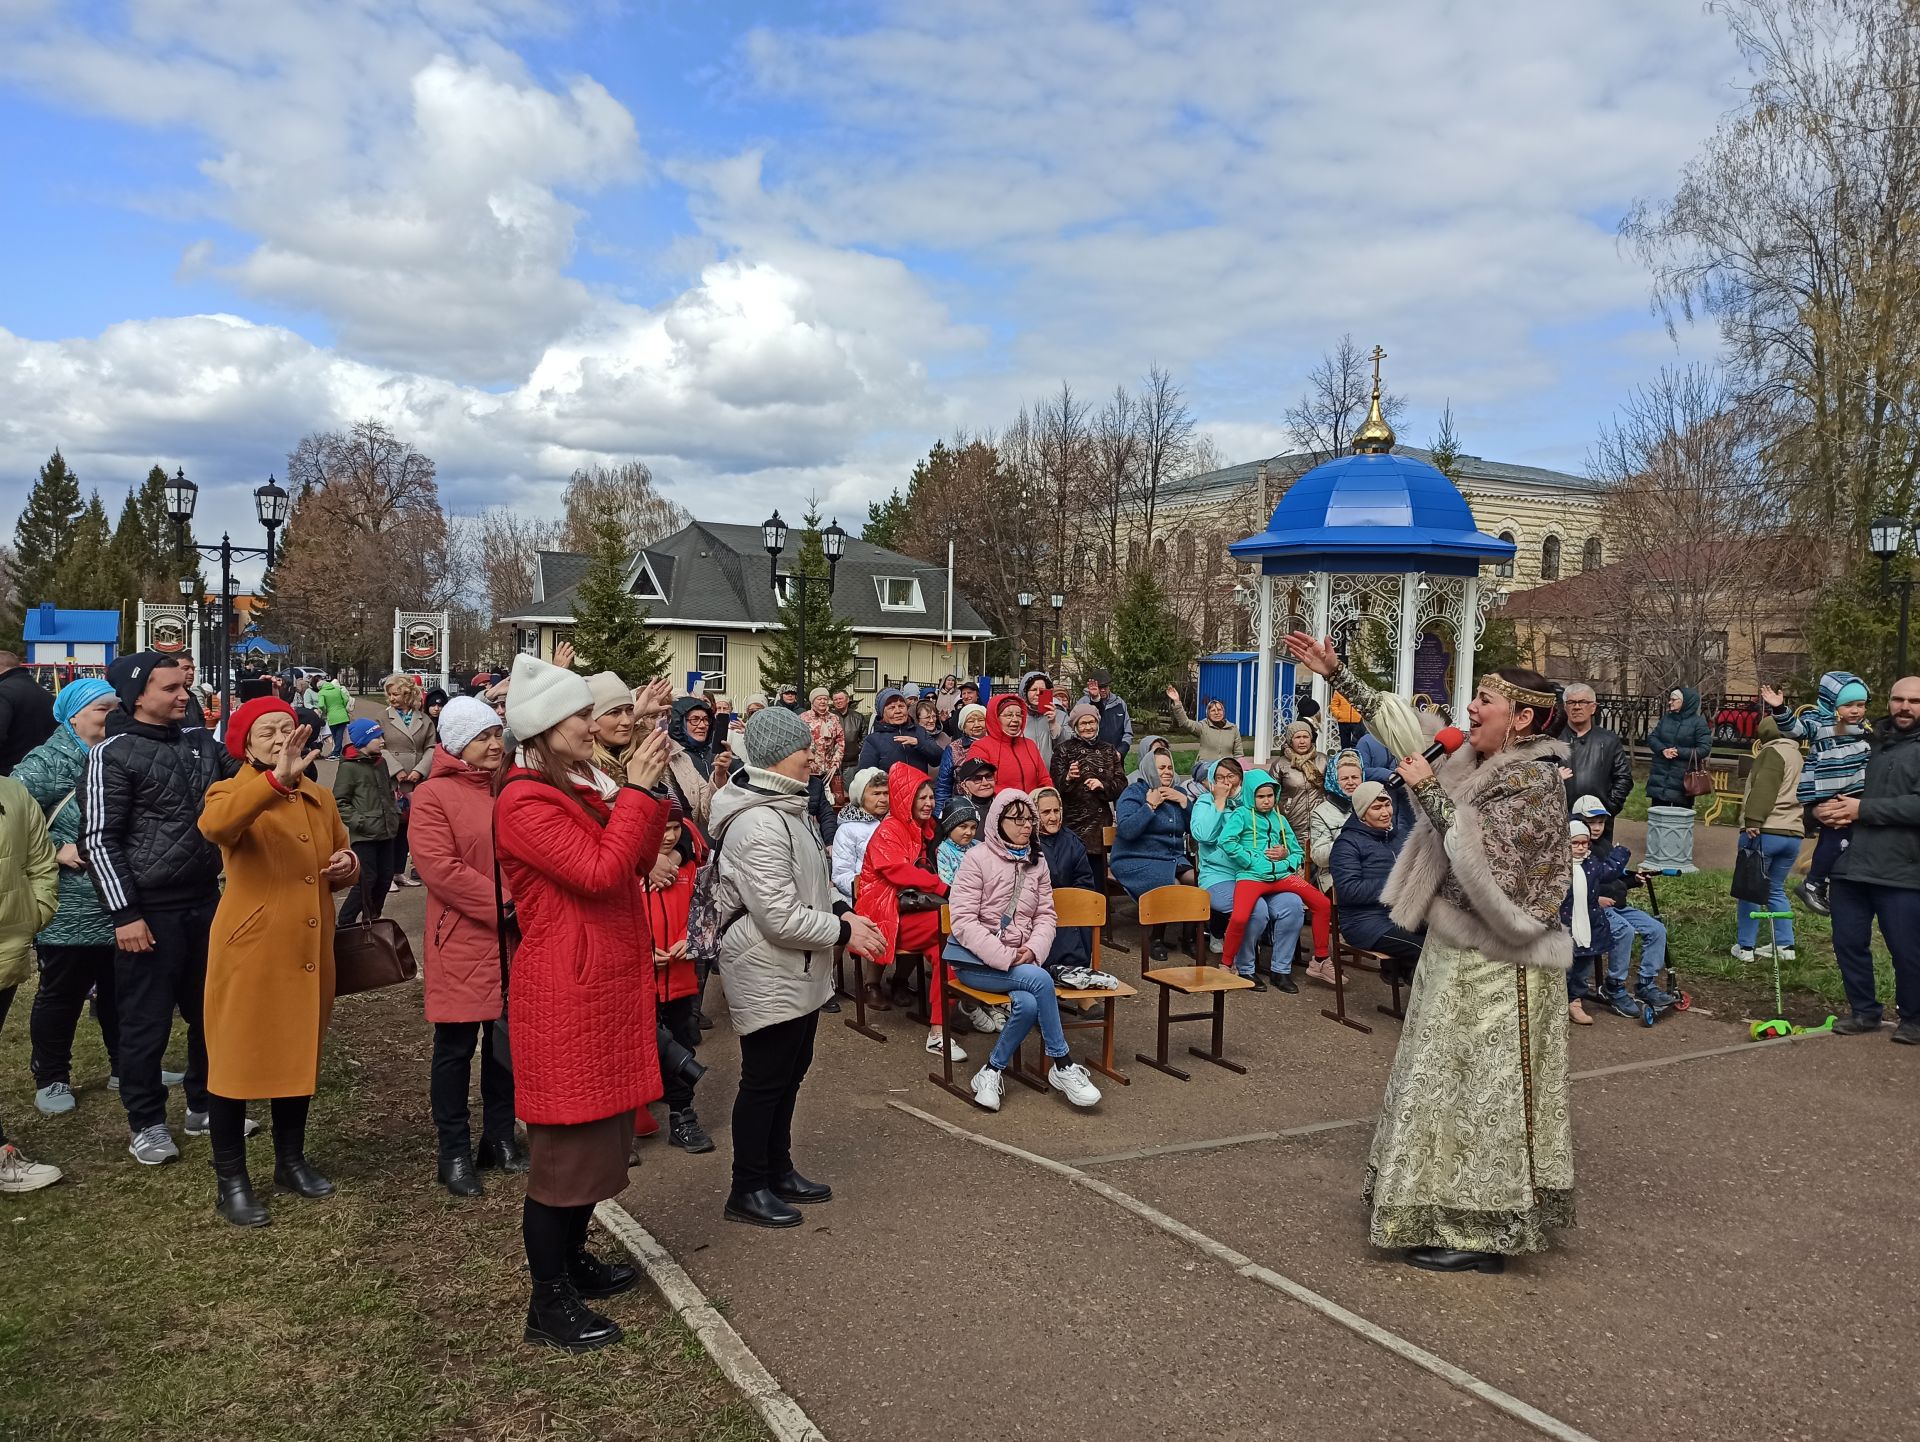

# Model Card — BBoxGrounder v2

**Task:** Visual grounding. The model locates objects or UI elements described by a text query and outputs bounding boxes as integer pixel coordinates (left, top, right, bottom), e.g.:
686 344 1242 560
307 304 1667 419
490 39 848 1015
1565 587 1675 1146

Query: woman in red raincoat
969 693 1050 794
494 654 672 1355
855 762 963 1061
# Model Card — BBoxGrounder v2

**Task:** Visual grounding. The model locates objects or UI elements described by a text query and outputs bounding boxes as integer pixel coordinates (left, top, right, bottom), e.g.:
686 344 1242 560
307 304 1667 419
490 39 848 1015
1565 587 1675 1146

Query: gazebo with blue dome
1229 348 1515 757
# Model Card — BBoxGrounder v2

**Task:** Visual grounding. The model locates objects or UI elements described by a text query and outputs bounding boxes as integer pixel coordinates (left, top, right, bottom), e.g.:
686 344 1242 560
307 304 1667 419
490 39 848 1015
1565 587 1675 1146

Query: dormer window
627 554 665 601
875 576 924 612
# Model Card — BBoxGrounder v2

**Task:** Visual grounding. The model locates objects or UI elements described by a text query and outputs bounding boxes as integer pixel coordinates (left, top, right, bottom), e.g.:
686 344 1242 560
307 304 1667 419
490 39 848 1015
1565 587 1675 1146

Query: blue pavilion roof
1228 451 1516 576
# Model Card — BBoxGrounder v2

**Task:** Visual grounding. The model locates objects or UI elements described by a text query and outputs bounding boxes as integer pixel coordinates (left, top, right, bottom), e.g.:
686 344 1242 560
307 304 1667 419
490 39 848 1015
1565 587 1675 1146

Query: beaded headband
1478 673 1557 712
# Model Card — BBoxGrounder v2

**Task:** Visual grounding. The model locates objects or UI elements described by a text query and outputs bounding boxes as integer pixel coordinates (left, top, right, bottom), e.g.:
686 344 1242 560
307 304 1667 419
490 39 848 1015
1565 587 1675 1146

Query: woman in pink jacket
943 789 1103 1113
408 696 519 1199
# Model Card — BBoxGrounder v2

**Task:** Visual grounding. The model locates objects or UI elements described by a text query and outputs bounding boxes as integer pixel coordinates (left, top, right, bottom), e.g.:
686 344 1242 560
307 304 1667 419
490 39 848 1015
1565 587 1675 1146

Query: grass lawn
1626 869 1891 1027
0 979 767 1442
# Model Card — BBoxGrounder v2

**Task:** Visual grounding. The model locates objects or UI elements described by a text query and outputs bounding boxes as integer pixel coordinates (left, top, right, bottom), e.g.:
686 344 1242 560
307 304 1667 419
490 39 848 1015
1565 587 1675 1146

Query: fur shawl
1382 734 1574 972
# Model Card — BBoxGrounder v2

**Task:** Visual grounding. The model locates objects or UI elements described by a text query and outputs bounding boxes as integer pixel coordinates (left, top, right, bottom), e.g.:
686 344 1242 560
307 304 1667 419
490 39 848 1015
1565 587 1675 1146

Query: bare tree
561 461 689 556
1622 0 1920 549
1135 362 1196 555
1089 384 1140 590
456 507 568 627
1284 334 1408 461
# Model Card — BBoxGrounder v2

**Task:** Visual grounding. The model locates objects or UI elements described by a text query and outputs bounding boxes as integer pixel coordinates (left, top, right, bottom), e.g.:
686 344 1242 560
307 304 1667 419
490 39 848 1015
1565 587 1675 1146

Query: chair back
1102 824 1117 849
1053 885 1107 973
1137 883 1211 927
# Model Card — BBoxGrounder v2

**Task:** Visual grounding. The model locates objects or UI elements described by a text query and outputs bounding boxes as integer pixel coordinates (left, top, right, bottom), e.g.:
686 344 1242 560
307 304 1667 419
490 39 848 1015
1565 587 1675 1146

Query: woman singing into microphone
1286 633 1573 1274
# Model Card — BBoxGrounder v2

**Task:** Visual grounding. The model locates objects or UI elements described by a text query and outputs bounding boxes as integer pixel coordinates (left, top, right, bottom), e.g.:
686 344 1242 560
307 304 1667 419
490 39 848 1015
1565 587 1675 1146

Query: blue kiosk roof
1228 451 1515 577
23 605 122 643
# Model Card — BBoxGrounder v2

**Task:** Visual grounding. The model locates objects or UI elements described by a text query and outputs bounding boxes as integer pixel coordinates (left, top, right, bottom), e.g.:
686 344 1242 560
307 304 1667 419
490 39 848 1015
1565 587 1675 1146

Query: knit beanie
958 703 986 730
225 698 297 760
345 718 383 755
504 652 592 741
1568 818 1590 840
743 704 813 769
106 650 177 710
586 671 632 720
939 798 980 837
1836 678 1869 707
849 765 886 809
808 686 830 703
1069 701 1100 727
1351 780 1388 818
54 677 115 735
437 695 501 757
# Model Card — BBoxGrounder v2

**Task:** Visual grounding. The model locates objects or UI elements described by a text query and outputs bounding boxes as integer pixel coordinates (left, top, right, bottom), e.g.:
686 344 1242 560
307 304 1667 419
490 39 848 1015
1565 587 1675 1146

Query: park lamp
1869 514 1908 568
254 474 289 562
762 510 789 590
163 467 199 524
822 517 847 595
1017 589 1035 611
178 576 194 598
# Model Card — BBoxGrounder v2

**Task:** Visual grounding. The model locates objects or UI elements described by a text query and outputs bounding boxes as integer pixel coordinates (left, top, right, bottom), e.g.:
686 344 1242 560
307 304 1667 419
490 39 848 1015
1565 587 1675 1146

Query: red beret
225 697 298 760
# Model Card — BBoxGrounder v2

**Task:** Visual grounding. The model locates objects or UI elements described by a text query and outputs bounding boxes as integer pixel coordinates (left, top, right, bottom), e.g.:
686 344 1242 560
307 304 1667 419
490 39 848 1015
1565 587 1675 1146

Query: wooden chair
1321 892 1382 1034
928 889 1136 1107
1098 825 1130 954
1134 884 1254 1080
839 879 886 1045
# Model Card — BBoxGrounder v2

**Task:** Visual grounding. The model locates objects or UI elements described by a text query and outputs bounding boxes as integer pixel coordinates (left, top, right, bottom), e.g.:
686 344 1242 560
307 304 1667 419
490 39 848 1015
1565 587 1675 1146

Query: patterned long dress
1335 667 1575 1256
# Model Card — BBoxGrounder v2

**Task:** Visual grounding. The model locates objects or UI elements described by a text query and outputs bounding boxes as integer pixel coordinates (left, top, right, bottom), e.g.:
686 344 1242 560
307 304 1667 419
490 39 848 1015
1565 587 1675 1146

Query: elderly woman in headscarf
935 701 989 812
1049 701 1126 888
1310 748 1364 891
1274 718 1326 845
1109 738 1194 961
666 694 729 828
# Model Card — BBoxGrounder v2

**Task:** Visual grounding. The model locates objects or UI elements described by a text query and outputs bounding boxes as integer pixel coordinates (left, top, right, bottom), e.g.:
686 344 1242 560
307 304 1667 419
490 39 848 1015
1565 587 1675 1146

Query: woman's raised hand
274 724 316 787
625 727 672 789
1283 632 1339 678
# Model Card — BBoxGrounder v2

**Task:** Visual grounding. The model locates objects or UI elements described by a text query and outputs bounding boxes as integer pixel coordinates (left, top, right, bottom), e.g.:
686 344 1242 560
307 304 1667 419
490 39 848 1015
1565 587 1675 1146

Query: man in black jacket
0 650 56 774
80 652 238 1164
1559 684 1633 844
1820 675 1920 1044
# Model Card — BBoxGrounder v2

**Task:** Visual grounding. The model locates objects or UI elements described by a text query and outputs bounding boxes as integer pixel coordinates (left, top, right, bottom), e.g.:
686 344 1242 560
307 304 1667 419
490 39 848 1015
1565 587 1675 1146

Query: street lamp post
762 512 845 695
1870 514 1915 675
1049 590 1066 666
1017 590 1034 669
163 468 288 726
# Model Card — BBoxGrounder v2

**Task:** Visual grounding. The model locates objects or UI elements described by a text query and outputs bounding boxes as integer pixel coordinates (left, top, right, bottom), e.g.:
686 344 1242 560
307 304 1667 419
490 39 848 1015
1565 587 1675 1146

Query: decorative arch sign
137 601 195 661
391 609 451 691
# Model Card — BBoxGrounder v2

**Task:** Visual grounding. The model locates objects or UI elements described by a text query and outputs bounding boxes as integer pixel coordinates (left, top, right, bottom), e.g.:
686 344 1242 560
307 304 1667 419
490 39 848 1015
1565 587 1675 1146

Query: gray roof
533 550 591 602
1165 444 1595 503
505 521 991 636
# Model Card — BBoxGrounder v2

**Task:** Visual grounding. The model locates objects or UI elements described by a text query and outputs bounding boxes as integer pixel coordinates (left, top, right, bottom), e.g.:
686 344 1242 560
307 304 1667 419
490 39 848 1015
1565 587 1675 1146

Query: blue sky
0 0 1740 576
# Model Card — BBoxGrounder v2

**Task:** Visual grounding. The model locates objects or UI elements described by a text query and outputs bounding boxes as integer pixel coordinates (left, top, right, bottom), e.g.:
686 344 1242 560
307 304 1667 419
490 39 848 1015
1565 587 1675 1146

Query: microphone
1384 726 1466 790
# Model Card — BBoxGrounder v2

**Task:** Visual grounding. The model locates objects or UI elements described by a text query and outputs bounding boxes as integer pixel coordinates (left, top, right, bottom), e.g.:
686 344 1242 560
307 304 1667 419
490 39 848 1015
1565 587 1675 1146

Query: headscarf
667 695 718 777
1133 740 1172 788
1324 746 1362 802
54 678 115 739
1568 818 1592 949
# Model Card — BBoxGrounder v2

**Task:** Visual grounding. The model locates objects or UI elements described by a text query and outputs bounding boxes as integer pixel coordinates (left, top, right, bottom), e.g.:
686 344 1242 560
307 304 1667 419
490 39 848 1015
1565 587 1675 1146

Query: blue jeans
1736 833 1801 949
1827 879 1920 1024
1605 906 1667 986
948 953 1068 1070
1205 882 1307 977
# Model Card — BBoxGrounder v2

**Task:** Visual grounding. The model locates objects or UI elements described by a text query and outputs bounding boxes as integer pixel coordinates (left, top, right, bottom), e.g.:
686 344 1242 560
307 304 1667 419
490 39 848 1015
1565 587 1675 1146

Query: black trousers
31 942 119 1086
1366 925 1426 982
807 775 838 844
730 1010 818 1193
0 985 13 1145
115 900 214 1131
207 1093 311 1172
338 839 400 925
659 994 702 1113
430 1020 516 1159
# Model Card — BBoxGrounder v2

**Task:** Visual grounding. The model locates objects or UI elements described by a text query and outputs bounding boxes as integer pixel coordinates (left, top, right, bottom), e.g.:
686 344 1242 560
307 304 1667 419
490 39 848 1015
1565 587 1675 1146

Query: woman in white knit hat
585 671 637 785
493 653 674 1351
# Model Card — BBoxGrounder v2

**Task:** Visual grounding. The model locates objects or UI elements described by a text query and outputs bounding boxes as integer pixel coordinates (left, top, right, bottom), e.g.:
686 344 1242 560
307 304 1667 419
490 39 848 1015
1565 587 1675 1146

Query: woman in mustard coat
198 697 360 1227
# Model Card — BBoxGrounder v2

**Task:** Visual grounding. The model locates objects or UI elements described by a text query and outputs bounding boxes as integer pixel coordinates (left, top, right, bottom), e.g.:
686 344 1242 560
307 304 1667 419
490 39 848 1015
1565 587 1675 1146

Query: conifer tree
568 508 669 682
1084 567 1190 707
759 504 857 696
52 492 124 611
10 450 84 614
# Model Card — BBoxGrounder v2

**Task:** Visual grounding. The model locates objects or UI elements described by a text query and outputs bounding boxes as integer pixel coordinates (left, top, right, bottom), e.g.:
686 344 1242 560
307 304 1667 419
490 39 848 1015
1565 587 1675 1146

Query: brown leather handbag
333 873 418 996
1681 749 1714 799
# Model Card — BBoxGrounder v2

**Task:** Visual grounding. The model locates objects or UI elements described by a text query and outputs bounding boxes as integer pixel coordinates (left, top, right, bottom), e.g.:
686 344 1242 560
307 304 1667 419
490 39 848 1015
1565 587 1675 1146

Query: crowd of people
1 637 1917 1310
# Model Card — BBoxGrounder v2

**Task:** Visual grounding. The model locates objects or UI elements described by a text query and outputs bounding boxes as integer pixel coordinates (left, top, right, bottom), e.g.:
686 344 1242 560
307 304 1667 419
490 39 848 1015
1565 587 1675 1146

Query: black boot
568 1249 638 1298
476 1135 530 1174
1406 1247 1505 1274
214 1162 271 1228
524 1279 624 1352
668 1109 715 1154
438 1153 485 1197
771 1169 832 1204
273 1154 335 1198
723 1188 804 1228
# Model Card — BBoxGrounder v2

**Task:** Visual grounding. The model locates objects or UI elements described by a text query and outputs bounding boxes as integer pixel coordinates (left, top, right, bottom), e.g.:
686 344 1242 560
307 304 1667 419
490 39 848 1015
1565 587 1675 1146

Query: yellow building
501 521 990 698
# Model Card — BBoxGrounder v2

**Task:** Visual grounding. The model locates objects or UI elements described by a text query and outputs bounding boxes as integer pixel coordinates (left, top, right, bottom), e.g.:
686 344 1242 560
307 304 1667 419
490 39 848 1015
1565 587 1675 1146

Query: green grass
0 982 767 1442
1629 869 1892 1025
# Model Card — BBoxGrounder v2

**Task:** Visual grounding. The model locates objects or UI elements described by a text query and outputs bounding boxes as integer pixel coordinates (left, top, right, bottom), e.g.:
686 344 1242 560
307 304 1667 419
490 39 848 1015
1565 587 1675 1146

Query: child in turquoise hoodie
1219 770 1331 970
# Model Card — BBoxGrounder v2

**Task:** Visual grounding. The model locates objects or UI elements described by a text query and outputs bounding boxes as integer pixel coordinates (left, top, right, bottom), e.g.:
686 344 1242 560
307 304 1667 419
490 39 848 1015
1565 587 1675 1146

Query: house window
695 634 726 691
1176 531 1195 573
855 656 879 692
1496 531 1516 579
1541 535 1561 581
875 576 924 612
517 628 540 655
630 558 664 601
1582 536 1603 572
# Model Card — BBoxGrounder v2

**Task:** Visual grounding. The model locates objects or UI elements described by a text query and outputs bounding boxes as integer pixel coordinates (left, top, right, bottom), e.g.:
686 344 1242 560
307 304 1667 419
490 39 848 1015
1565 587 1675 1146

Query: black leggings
207 1093 312 1172
30 943 118 1086
523 1198 594 1283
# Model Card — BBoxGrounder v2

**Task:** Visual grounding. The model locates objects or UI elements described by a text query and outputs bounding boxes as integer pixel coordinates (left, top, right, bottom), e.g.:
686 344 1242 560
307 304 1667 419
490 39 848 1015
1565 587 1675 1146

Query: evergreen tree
760 504 858 696
863 488 911 550
568 507 669 682
1085 568 1190 707
1427 401 1463 482
51 492 125 611
10 450 84 613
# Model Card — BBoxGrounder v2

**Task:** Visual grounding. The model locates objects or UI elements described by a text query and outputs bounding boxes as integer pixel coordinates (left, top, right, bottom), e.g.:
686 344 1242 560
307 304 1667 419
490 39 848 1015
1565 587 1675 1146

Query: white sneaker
1209 934 1224 955
0 1143 62 1192
969 1064 1004 1112
1729 944 1756 964
987 1004 1010 1032
957 1000 995 1035
925 1027 968 1063
389 879 402 893
1047 1060 1102 1108
1775 946 1797 962
182 1112 260 1138
128 1124 180 1165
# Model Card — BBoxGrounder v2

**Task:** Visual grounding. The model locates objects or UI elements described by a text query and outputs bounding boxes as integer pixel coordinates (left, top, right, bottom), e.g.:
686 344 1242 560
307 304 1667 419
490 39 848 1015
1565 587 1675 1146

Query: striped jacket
1772 671 1870 804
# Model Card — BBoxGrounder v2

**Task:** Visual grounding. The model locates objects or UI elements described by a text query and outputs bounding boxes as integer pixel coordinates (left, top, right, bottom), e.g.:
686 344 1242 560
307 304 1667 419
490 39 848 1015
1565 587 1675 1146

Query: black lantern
762 510 789 559
822 518 847 562
163 467 199 523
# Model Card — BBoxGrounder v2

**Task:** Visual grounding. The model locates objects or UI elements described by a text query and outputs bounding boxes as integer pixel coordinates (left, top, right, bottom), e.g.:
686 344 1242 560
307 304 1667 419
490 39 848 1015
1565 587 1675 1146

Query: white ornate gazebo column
1309 570 1331 727
1452 572 1480 718
1396 570 1420 694
1252 572 1277 761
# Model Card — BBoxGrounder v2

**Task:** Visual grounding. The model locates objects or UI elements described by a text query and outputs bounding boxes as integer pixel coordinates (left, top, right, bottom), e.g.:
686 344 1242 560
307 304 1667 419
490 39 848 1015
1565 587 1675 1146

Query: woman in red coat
855 762 963 1060
408 695 518 1199
971 693 1050 794
495 654 672 1354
